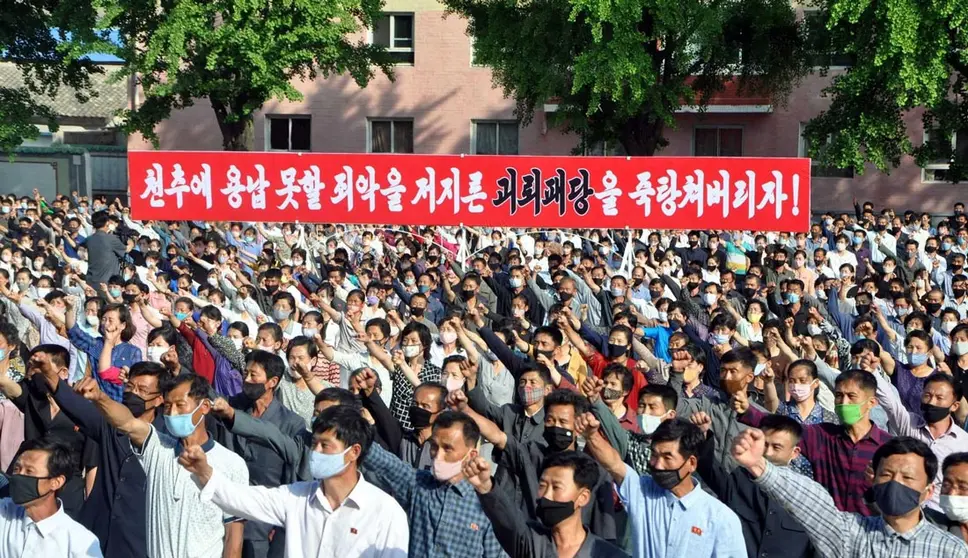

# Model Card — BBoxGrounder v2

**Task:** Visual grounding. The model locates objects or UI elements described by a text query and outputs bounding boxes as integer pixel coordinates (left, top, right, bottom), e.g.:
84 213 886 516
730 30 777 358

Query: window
798 123 854 178
372 14 414 65
267 116 311 151
693 127 743 156
803 10 854 67
368 119 413 153
473 121 519 155
583 139 627 157
922 131 968 182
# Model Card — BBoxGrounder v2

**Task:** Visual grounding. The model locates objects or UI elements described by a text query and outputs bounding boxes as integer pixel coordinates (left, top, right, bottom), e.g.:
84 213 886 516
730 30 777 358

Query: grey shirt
84 230 125 286
478 487 628 558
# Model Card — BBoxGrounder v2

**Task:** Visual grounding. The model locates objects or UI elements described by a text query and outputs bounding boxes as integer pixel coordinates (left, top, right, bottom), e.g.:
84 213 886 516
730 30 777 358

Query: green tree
83 0 393 150
0 1 101 152
446 0 809 155
802 1 968 181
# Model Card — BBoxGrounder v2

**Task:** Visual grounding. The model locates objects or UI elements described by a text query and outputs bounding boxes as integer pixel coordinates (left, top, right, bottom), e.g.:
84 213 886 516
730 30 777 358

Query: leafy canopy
446 0 809 155
75 0 394 149
802 0 968 180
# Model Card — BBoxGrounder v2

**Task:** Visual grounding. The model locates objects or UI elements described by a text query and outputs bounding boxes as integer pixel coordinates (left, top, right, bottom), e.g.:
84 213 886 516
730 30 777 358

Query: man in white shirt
0 437 102 557
179 404 410 558
75 372 248 558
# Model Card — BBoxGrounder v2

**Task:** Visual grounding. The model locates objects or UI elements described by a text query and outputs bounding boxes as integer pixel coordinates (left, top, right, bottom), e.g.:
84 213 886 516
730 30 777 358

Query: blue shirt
363 443 504 558
68 325 142 402
619 464 747 558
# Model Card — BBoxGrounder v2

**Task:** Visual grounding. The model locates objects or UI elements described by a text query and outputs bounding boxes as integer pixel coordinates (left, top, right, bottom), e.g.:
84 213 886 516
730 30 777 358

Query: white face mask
658 311 668 322
943 321 957 334
941 494 968 523
638 412 667 436
403 345 422 358
231 338 244 351
807 324 822 336
954 341 968 357
86 315 100 328
146 346 167 364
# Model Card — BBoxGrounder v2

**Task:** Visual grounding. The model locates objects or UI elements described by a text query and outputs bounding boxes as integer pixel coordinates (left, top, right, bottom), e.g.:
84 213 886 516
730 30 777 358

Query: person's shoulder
209 440 248 474
585 533 629 558
358 477 407 518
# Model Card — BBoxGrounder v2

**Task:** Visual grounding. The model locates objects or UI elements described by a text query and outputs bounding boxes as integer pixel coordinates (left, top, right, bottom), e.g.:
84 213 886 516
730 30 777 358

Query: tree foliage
445 0 810 155
802 0 968 180
0 0 101 152
79 0 394 150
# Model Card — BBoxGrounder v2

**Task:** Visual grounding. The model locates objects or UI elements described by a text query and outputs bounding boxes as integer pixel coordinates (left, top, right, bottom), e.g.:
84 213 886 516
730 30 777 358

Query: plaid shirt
363 443 505 558
68 325 141 402
741 405 891 515
754 461 968 558
626 432 652 475
390 360 441 431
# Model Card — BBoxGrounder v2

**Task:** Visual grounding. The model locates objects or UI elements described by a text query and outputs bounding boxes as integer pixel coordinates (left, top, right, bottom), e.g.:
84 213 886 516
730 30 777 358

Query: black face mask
668 319 683 331
242 382 267 402
608 343 628 359
410 307 425 318
685 281 699 292
875 224 887 232
409 405 433 429
559 291 573 302
460 289 476 302
122 293 137 304
648 462 685 490
921 402 951 424
632 278 644 288
542 426 574 452
264 284 279 295
925 302 943 314
535 349 556 365
774 260 787 270
535 497 575 528
122 391 151 418
649 290 663 300
855 304 871 315
926 246 937 254
742 286 758 298
8 474 53 505
955 288 967 299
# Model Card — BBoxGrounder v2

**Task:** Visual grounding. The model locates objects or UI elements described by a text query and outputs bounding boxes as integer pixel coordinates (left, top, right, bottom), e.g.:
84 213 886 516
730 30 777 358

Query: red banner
128 151 811 231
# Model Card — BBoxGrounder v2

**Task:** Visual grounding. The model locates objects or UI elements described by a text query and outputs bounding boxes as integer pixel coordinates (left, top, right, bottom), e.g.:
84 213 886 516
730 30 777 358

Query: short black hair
539 451 600 491
835 369 878 394
31 344 70 371
414 382 448 410
639 384 678 412
533 326 563 347
19 437 75 482
924 372 963 400
602 363 634 393
400 321 433 359
760 414 804 444
312 405 374 457
161 373 212 403
127 361 171 387
544 389 590 417
286 335 319 360
366 318 391 340
720 346 756 372
873 436 938 484
943 452 968 473
245 350 286 383
651 419 704 460
432 410 480 447
314 388 361 410
146 325 178 347
787 359 819 380
258 322 284 343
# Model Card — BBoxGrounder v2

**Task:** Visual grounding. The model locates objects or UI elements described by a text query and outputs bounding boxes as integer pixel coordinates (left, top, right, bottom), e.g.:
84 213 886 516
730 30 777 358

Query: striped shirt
754 461 968 558
741 405 891 515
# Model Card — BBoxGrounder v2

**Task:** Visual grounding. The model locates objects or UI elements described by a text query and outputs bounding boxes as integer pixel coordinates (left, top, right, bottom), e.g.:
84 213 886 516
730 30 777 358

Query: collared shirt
389 360 441 431
874 370 968 511
741 406 891 515
133 426 249 558
0 498 102 558
200 469 409 558
754 461 968 558
16 302 82 381
619 464 747 558
362 443 504 557
51 378 164 558
477 488 626 558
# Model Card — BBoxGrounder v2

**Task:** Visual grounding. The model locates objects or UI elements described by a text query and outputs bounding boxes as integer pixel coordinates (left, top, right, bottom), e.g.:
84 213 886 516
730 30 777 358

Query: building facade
127 2 966 213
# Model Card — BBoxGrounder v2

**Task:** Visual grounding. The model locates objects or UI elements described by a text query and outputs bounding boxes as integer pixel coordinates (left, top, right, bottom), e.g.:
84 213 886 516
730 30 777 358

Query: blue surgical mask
784 293 800 304
944 242 954 251
710 333 731 345
309 448 351 480
174 312 190 321
0 348 6 361
907 352 929 367
164 402 203 438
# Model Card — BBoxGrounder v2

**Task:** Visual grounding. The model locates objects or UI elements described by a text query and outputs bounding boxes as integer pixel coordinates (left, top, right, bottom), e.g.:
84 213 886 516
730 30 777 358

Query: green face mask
835 403 864 426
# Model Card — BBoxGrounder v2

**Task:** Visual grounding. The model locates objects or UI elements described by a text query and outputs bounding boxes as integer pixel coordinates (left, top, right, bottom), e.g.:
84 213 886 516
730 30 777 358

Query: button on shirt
133 426 249 558
619 464 747 558
362 443 504 558
0 498 102 557
199 469 409 558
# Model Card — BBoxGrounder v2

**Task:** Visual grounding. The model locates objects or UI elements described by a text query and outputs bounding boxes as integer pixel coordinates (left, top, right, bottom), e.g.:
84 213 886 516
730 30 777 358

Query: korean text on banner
129 152 811 232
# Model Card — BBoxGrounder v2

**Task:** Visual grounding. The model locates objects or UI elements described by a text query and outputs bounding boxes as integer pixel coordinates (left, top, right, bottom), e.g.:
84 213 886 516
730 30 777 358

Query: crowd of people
3 189 968 557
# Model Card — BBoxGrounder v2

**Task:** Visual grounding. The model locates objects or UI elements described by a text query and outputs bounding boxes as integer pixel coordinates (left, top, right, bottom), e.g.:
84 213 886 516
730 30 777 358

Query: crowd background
3 189 968 557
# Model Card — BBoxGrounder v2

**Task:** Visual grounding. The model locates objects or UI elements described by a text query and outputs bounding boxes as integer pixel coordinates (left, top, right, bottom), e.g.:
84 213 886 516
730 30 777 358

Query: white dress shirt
200 469 409 558
0 498 102 557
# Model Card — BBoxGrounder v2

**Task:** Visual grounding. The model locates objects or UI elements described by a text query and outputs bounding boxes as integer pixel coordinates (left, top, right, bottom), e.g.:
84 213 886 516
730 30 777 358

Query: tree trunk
211 99 253 151
618 112 666 156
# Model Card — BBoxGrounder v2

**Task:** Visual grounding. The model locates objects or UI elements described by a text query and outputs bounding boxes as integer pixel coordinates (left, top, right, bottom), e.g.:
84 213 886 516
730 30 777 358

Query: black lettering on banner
492 168 518 215
542 168 567 217
520 168 542 216
568 169 592 216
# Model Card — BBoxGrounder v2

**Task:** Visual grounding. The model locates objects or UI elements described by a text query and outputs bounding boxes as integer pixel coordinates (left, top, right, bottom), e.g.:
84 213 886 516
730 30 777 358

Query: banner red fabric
129 151 811 231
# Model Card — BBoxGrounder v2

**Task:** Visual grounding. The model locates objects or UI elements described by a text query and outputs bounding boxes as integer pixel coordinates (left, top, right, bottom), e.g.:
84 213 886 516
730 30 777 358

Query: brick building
127 2 968 213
